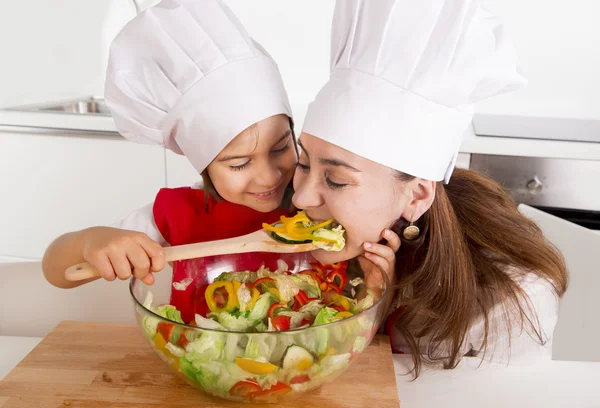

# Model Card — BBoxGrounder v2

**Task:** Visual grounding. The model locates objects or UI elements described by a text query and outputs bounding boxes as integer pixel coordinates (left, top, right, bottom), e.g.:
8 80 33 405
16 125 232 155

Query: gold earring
403 218 420 240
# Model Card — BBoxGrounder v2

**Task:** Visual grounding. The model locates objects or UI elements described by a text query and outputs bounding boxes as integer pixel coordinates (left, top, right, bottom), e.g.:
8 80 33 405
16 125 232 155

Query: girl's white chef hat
105 0 292 174
302 0 527 183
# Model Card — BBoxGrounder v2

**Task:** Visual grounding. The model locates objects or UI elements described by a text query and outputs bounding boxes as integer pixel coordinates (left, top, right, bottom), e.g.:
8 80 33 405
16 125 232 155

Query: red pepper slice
299 269 324 285
250 277 276 293
329 260 349 274
326 270 348 291
320 282 342 293
330 305 347 313
229 379 263 399
294 289 310 307
255 381 292 399
156 322 174 344
289 374 310 384
310 262 328 279
268 303 290 318
271 315 291 331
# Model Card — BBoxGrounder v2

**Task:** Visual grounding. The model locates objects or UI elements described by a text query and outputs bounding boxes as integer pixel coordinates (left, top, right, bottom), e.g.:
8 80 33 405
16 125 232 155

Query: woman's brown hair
390 168 568 377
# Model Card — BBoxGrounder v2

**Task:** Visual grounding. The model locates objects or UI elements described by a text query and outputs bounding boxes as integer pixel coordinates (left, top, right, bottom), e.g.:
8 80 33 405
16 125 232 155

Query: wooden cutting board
0 321 400 408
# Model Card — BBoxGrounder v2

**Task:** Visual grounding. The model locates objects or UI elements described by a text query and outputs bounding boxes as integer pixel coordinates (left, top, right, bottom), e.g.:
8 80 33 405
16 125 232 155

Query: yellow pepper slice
319 346 337 362
334 311 354 320
235 357 279 374
263 211 336 242
332 294 351 311
232 280 242 306
248 287 260 309
205 281 237 313
267 287 281 300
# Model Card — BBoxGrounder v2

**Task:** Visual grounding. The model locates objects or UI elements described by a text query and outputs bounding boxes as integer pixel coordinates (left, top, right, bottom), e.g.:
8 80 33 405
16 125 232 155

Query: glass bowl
130 252 390 404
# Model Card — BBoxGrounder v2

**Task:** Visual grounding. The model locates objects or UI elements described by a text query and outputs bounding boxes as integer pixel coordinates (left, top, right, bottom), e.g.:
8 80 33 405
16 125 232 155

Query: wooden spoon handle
64 230 314 282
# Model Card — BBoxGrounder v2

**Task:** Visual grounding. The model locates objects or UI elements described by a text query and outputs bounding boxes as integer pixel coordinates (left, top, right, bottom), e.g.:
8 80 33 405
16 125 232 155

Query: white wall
2 0 597 121
0 0 137 108
476 0 600 120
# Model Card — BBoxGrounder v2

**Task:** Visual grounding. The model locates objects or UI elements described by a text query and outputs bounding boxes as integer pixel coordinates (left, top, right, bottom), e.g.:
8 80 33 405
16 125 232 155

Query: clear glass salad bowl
130 252 390 404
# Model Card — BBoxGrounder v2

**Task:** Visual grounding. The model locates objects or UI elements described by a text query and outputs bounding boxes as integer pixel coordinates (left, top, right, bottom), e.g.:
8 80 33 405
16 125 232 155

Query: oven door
469 154 600 231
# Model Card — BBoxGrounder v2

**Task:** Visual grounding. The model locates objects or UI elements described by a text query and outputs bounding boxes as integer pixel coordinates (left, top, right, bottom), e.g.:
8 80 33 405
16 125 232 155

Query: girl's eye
230 162 249 171
326 178 347 190
296 162 309 172
272 141 290 154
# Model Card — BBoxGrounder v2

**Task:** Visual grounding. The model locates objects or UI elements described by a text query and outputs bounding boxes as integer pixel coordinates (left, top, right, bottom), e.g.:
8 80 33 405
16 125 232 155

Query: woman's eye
230 162 249 171
326 178 347 190
296 162 310 172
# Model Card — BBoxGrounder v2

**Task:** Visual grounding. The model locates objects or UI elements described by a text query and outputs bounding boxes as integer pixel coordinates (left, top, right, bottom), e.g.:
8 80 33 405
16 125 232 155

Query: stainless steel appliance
469 154 600 230
473 114 600 144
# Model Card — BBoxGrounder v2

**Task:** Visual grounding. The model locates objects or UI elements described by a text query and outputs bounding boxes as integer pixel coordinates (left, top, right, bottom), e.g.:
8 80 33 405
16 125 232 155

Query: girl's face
207 114 297 212
292 133 433 264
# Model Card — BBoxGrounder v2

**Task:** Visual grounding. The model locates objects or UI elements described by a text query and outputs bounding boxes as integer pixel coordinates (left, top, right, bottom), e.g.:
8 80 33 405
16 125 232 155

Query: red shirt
152 187 291 322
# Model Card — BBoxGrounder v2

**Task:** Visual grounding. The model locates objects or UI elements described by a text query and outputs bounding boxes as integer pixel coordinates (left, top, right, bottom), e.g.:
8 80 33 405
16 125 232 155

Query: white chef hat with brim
302 0 527 183
105 0 293 174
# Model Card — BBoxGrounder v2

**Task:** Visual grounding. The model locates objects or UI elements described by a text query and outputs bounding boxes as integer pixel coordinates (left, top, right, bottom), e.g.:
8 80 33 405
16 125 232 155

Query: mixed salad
138 260 378 402
263 211 346 251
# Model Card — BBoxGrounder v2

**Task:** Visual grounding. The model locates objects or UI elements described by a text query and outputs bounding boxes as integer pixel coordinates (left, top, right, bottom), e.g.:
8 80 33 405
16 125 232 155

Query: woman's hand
358 228 401 291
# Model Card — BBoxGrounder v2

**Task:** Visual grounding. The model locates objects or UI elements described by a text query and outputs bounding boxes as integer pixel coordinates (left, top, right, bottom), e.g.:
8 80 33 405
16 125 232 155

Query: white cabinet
0 129 166 259
165 149 201 188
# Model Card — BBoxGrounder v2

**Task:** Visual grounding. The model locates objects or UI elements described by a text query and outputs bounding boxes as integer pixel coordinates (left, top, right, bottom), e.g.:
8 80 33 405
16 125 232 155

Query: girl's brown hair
200 116 298 206
390 168 568 377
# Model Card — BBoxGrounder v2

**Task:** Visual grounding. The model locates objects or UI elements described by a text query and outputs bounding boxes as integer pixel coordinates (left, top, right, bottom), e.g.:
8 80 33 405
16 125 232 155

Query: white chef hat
105 0 292 174
302 0 527 183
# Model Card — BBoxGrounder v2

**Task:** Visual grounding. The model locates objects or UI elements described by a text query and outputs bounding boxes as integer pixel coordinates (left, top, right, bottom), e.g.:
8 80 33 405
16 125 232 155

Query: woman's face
293 133 415 264
207 114 297 212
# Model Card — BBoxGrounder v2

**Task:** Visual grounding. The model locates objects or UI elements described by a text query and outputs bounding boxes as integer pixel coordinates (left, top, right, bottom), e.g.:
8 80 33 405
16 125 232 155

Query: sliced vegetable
234 357 279 374
267 222 312 245
236 283 252 313
271 315 291 331
248 287 261 310
268 303 291 318
229 379 263 399
282 345 315 371
251 277 276 293
205 281 237 313
289 374 310 384
314 307 340 326
263 211 344 251
216 312 256 331
255 381 292 399
327 270 348 291
248 293 275 321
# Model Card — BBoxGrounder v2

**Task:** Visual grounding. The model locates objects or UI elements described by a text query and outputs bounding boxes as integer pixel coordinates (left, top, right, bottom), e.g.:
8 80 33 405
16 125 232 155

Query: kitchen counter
2 335 599 407
460 123 600 162
2 103 600 162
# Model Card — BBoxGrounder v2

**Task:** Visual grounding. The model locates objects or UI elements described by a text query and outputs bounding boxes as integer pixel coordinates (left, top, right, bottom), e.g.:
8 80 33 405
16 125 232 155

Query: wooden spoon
64 229 316 282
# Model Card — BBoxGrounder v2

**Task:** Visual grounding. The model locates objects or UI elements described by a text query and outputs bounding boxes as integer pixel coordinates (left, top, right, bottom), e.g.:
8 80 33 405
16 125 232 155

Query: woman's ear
402 178 436 221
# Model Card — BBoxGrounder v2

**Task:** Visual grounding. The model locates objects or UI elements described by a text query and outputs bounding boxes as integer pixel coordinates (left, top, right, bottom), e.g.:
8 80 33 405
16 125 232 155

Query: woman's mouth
249 185 281 200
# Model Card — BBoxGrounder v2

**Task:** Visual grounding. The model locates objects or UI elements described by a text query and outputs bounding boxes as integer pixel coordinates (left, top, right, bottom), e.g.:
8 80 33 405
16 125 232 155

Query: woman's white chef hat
105 0 292 174
302 0 527 183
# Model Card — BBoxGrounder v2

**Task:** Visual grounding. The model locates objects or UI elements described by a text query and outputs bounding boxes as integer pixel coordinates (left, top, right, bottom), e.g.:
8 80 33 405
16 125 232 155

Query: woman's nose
292 171 324 210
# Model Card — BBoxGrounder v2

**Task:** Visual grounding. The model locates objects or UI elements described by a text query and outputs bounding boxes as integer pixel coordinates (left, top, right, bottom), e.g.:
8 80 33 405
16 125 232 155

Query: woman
293 0 567 376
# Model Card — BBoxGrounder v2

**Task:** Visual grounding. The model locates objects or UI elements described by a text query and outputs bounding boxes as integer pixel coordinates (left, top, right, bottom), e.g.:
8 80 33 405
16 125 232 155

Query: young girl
42 0 298 289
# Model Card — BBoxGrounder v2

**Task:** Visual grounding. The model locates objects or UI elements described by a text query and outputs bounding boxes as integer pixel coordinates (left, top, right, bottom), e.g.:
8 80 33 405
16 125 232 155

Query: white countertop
2 105 600 162
2 335 599 407
460 124 600 162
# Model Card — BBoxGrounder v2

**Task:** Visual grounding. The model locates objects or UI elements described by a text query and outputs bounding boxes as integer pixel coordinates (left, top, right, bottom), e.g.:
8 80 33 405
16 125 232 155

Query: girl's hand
81 227 166 285
358 228 401 291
